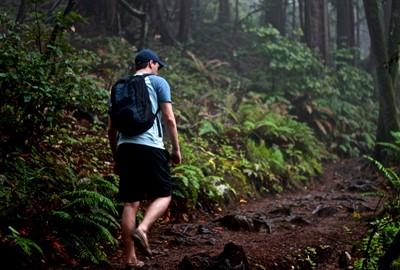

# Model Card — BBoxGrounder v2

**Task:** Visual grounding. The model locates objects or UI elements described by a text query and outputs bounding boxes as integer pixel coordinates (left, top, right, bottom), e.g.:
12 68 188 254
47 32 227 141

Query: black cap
135 49 167 69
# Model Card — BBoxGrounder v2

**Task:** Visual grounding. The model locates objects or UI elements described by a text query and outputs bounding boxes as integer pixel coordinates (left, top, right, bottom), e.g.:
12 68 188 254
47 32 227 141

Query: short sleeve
149 76 171 103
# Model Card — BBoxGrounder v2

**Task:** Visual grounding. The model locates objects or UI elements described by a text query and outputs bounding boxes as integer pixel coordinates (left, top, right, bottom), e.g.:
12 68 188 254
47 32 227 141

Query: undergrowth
354 132 400 270
0 8 378 269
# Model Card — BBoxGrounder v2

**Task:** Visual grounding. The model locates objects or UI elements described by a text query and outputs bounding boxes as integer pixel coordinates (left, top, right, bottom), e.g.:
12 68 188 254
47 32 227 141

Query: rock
216 212 271 233
312 204 338 217
285 215 312 226
268 206 292 216
178 242 249 270
338 251 352 268
218 214 254 231
215 242 249 270
179 252 213 270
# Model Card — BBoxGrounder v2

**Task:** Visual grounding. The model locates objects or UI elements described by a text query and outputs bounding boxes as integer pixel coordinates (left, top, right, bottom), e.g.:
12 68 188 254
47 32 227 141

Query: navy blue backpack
109 74 160 136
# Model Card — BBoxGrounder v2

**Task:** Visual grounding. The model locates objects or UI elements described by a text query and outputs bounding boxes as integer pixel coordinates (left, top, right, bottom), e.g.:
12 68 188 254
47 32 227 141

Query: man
107 49 181 270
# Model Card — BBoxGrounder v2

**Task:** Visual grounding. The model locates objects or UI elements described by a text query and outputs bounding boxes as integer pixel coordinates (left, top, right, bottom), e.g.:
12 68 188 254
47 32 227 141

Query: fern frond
364 155 400 192
385 167 400 192
186 51 207 73
172 175 189 187
65 230 104 263
198 121 218 136
60 190 118 216
83 177 119 196
77 210 119 229
72 214 117 243
52 210 73 221
50 188 120 263
7 226 44 257
255 120 278 130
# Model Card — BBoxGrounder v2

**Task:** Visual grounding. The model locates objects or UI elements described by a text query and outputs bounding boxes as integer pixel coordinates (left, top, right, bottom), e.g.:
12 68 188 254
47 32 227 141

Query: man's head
135 49 167 71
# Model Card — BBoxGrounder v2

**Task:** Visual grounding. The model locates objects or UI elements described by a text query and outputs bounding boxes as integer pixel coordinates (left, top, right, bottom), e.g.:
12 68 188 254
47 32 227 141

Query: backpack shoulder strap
141 73 162 137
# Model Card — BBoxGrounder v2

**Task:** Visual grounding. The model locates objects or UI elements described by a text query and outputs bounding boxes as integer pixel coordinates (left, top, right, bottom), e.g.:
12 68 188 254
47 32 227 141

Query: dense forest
1 0 400 269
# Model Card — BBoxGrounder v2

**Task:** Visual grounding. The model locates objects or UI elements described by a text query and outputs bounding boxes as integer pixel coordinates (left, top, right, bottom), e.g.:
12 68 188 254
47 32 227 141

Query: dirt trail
103 158 380 270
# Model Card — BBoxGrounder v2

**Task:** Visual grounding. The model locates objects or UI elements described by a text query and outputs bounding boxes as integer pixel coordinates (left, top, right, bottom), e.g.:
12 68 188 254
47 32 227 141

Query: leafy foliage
354 134 400 269
0 13 109 150
171 163 226 212
235 26 377 157
0 5 381 269
0 140 119 267
52 190 119 263
0 12 118 265
5 226 44 257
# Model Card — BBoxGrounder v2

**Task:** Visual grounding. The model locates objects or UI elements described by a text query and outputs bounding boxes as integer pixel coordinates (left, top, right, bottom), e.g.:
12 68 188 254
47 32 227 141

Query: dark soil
97 158 381 270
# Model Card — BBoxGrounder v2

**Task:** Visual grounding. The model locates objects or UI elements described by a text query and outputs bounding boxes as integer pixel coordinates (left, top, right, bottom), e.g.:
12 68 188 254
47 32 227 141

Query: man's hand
170 149 181 166
113 161 120 175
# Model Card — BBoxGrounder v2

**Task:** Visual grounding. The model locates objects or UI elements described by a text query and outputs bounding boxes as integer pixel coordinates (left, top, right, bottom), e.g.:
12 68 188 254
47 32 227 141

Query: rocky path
103 158 380 270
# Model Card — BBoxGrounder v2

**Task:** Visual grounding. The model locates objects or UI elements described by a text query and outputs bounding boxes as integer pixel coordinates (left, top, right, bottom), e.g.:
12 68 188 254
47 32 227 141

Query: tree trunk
386 0 400 89
383 0 393 35
336 0 355 63
261 0 286 35
118 0 147 49
177 0 192 45
303 0 331 65
299 0 305 34
336 0 355 48
355 0 363 65
363 0 400 161
319 0 330 65
149 0 175 45
232 0 239 38
44 0 76 61
15 0 27 24
75 0 118 35
217 0 230 24
378 230 400 270
291 0 297 32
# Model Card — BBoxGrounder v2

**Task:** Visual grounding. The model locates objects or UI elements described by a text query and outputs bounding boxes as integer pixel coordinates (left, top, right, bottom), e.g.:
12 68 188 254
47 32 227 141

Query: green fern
355 142 400 270
171 163 228 210
65 230 106 263
51 189 119 263
60 190 119 216
6 226 44 257
172 165 203 208
363 156 400 196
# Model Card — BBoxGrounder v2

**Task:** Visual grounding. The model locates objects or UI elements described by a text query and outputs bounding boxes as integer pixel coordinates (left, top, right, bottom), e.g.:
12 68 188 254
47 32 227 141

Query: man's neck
135 68 152 75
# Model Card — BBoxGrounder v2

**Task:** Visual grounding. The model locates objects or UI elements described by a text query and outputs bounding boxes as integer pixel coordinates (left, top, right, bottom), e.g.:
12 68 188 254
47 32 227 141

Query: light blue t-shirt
117 74 171 149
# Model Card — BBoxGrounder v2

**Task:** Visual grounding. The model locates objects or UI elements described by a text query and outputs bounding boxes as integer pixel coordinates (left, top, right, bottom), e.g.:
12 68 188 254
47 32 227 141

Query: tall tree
148 0 174 45
261 0 286 35
177 0 192 45
217 0 230 24
335 0 356 63
303 0 331 65
354 0 363 63
119 0 147 48
15 0 27 23
299 0 305 32
386 0 400 89
75 0 118 34
363 0 400 161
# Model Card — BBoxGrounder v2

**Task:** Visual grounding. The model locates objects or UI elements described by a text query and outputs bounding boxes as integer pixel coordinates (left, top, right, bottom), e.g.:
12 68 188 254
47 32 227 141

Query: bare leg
137 196 171 234
122 201 140 265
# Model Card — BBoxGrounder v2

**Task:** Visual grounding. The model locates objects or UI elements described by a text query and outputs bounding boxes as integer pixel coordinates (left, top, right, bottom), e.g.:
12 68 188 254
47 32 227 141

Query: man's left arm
160 102 181 165
107 115 119 174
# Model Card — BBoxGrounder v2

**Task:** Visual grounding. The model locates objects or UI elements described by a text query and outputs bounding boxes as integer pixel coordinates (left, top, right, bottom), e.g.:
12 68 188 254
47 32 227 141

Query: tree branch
119 0 146 20
43 0 76 61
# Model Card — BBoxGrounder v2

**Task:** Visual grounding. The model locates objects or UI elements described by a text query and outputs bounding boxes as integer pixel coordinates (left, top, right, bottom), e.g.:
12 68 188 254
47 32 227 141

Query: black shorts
116 143 171 203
